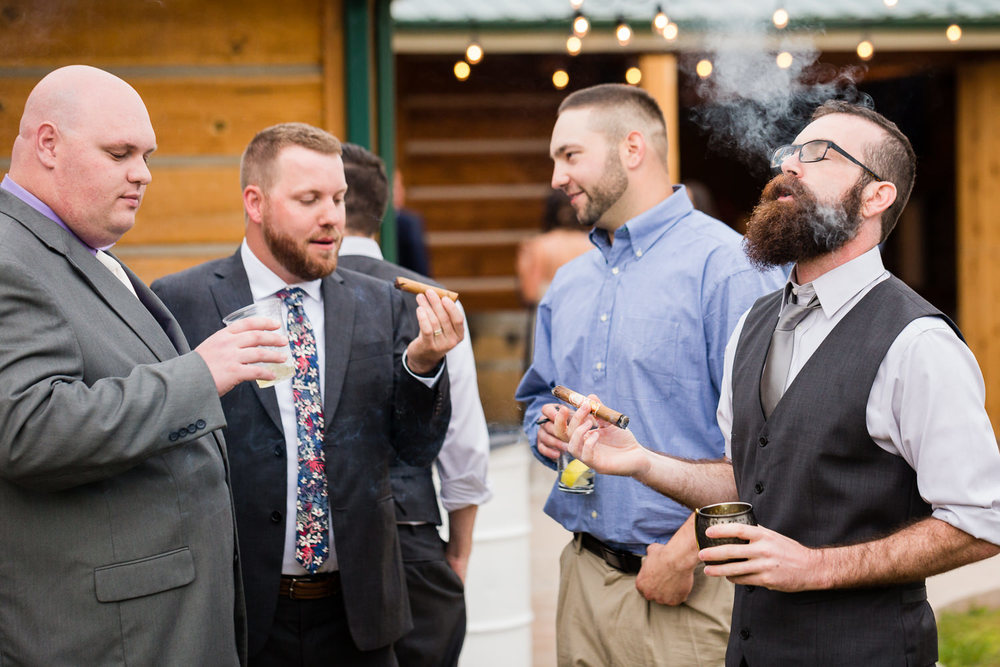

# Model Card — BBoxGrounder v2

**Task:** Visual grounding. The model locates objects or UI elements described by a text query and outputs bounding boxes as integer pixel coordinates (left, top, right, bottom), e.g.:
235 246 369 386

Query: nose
551 163 569 190
130 157 152 186
324 197 346 229
780 151 802 177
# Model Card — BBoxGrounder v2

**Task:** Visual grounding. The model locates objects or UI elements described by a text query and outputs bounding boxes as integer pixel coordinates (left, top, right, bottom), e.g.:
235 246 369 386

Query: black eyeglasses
770 140 883 182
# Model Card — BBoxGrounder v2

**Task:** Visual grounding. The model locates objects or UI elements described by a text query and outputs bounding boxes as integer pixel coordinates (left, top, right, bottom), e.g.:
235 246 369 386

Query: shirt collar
1 174 104 255
589 185 693 259
240 239 323 304
338 235 383 260
788 246 886 318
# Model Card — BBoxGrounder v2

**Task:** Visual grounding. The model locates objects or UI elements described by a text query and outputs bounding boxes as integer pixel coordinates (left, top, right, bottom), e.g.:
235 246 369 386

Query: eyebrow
551 144 580 160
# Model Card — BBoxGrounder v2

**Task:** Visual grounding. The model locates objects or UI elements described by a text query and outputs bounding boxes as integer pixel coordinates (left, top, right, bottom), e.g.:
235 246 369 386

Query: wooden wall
0 0 346 284
957 59 1000 438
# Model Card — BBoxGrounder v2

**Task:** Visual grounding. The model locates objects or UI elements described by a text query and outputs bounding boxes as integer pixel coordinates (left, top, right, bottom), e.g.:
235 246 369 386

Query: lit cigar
551 385 630 430
394 276 459 302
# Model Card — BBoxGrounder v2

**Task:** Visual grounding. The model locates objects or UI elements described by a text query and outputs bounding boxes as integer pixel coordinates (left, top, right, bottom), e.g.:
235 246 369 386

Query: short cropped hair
240 122 342 192
341 143 390 237
811 101 915 241
558 84 669 170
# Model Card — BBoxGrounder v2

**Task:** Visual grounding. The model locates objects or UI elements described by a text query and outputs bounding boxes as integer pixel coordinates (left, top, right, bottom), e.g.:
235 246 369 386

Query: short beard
261 213 339 282
743 173 866 270
577 150 628 226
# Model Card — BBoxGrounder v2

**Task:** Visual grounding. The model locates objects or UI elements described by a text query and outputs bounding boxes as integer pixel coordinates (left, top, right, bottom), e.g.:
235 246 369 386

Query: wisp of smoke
689 22 872 177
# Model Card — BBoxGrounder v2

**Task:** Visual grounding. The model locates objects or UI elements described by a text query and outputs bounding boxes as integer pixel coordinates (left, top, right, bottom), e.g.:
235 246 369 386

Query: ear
622 130 646 169
243 185 265 225
861 180 897 219
36 122 59 169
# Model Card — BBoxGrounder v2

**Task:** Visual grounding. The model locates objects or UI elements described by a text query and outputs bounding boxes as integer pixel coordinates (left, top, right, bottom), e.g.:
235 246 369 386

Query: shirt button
595 362 603 370
635 249 643 257
600 313 608 322
758 436 768 447
754 482 765 494
611 267 619 275
270 511 282 523
739 628 751 640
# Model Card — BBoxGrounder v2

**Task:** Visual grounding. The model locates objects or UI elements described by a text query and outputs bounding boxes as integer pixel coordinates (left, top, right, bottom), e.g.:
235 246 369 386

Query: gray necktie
760 284 820 418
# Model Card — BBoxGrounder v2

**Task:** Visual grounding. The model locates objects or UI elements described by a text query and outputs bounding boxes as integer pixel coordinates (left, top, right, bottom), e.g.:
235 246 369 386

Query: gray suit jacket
0 190 245 665
151 251 450 655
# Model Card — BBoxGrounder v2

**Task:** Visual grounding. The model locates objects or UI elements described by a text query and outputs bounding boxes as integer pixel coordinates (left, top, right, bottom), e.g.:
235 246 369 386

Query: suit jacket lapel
0 192 179 362
320 272 353 428
209 252 283 432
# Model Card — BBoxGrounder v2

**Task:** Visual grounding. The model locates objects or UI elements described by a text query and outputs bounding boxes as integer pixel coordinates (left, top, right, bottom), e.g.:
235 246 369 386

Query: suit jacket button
188 423 197 433
169 431 179 442
274 446 284 457
270 511 282 523
196 419 207 429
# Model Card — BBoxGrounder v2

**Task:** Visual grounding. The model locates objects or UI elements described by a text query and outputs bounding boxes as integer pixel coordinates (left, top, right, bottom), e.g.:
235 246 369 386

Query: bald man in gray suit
0 66 286 665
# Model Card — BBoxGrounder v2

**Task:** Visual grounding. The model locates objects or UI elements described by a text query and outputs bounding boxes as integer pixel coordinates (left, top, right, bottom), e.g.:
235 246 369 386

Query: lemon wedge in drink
561 458 592 488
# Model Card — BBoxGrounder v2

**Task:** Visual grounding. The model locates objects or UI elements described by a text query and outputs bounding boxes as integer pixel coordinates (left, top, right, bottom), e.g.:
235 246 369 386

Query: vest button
758 436 768 447
745 585 755 593
270 510 282 523
739 628 751 640
754 482 764 494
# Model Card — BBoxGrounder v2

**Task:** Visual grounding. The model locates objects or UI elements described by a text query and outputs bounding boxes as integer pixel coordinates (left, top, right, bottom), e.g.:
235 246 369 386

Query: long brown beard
262 214 340 281
744 173 866 270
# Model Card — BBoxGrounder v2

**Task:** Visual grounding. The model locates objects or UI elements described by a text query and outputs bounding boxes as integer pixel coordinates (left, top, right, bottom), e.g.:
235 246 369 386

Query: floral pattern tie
276 287 329 573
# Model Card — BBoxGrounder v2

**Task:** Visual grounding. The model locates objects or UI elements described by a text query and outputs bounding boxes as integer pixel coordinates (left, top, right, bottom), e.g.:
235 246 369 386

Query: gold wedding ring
433 328 443 336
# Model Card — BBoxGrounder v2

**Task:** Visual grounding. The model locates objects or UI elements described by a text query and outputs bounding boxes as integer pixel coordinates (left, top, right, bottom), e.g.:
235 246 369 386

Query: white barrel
459 430 533 667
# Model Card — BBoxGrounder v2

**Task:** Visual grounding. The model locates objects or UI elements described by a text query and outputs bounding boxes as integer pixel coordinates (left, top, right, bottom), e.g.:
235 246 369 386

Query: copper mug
694 501 757 565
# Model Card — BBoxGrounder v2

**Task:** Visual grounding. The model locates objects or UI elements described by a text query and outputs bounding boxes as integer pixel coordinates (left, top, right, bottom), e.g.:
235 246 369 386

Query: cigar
551 385 630 430
394 276 458 302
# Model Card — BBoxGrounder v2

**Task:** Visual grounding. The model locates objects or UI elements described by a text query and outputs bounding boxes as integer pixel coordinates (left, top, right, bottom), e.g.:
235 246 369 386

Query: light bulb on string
625 67 642 85
856 37 874 61
772 8 789 29
566 34 582 55
572 11 590 37
653 6 668 32
553 69 570 89
776 51 793 69
465 40 483 65
616 16 632 46
696 59 713 78
946 23 962 42
454 61 471 81
883 0 898 7
569 0 583 9
661 22 678 40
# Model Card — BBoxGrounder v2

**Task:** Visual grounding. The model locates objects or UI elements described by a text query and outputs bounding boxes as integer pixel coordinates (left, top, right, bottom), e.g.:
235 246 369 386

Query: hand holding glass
694 501 757 565
222 299 294 388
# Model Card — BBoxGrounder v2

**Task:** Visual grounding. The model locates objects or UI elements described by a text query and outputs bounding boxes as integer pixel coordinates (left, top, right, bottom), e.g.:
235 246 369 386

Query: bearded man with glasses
559 100 1000 666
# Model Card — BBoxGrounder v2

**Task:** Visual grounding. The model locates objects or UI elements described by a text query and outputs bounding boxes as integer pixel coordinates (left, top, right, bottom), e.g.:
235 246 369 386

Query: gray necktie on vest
760 284 820 418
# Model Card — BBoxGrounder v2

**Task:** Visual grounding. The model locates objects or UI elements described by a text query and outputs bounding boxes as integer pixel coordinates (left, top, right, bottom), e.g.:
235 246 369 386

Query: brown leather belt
279 573 341 600
575 532 643 575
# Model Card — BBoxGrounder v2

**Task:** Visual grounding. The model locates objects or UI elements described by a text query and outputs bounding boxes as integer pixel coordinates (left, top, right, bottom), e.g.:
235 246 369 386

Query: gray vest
727 276 960 667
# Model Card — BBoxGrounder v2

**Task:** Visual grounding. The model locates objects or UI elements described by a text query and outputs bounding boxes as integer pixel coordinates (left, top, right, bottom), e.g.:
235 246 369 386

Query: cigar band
567 391 586 406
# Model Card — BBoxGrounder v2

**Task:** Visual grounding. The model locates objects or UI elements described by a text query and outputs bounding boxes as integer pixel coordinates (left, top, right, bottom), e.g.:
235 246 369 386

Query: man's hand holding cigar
535 386 630 462
401 279 465 376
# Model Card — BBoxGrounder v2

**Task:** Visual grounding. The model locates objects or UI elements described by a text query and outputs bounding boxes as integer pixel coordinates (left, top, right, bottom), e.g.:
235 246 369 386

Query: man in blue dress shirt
516 84 785 666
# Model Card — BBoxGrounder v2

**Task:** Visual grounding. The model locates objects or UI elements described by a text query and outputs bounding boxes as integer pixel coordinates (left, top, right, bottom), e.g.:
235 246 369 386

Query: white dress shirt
718 247 1000 545
339 236 492 513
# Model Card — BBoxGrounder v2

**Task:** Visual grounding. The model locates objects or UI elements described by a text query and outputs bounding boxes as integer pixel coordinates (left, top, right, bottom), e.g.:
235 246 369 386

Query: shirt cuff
402 348 444 387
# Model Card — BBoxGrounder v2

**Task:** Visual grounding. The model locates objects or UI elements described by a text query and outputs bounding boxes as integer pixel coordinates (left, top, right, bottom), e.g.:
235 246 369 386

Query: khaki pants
556 538 733 667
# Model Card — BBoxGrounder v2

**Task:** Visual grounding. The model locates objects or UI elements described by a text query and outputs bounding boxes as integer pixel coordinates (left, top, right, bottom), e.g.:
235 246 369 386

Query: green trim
345 0 371 146
376 0 398 263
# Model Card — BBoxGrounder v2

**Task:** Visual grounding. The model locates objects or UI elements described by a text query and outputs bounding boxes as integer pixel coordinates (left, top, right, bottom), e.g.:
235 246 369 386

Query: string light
465 40 483 65
883 0 898 7
454 61 471 81
615 16 632 46
569 0 583 9
566 34 582 55
856 37 874 60
776 51 793 69
625 67 642 85
661 22 679 40
572 11 590 37
696 59 713 78
653 5 668 32
772 8 789 29
553 69 570 89
946 23 962 42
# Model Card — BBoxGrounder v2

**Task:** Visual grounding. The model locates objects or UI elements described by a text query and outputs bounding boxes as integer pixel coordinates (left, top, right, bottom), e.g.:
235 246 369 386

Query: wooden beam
322 0 346 138
638 53 680 183
957 59 1000 439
